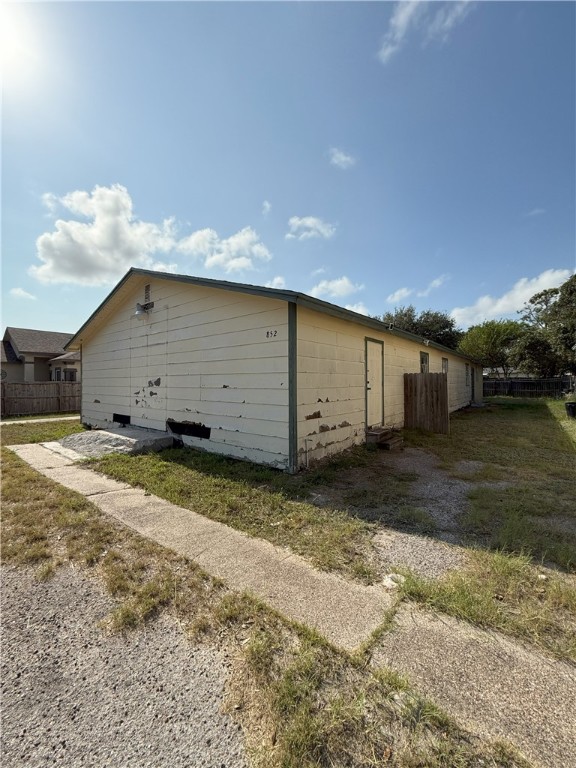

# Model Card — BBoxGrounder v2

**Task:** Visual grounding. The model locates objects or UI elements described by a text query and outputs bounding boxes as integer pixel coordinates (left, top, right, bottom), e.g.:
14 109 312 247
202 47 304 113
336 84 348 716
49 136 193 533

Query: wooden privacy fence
1 382 81 418
404 372 450 435
483 377 573 398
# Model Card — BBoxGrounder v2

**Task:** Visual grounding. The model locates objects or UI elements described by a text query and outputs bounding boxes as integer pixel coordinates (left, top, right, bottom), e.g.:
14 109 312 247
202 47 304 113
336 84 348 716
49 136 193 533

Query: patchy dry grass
399 549 576 662
90 448 380 583
405 397 576 572
0 419 85 446
1 431 530 768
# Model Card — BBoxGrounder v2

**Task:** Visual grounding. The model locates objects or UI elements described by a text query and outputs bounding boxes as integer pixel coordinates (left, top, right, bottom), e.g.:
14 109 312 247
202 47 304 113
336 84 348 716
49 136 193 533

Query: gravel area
373 529 468 579
1 564 247 768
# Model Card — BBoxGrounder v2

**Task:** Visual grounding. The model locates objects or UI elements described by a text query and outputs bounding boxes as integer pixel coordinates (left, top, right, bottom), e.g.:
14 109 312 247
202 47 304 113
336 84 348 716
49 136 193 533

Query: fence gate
404 372 449 435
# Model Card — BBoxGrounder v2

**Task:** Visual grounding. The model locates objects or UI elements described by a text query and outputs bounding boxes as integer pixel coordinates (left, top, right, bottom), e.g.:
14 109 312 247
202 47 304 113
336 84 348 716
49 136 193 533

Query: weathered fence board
404 372 449 435
483 377 573 398
1 382 81 417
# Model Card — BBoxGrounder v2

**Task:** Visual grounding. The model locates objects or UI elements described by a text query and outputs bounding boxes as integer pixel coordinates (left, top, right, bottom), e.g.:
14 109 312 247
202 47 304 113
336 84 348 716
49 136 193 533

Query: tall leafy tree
457 320 524 377
377 305 463 349
511 274 576 375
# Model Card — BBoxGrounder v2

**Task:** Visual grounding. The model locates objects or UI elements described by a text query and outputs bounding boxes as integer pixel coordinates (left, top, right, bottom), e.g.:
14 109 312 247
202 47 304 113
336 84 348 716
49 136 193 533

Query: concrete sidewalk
1 416 80 425
7 442 392 652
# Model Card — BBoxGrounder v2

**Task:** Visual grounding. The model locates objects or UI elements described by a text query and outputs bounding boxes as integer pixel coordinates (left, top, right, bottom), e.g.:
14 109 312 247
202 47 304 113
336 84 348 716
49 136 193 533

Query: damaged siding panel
154 284 290 468
296 308 367 466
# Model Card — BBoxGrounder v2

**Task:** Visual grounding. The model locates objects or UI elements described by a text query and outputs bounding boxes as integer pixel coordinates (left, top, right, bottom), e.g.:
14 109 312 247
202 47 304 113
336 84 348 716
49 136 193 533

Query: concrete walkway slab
8 443 79 469
373 606 576 768
6 442 392 651
40 465 132 496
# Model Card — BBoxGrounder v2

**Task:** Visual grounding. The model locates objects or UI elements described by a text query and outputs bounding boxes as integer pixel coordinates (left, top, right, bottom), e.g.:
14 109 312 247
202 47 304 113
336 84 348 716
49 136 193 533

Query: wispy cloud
309 276 364 299
345 301 370 316
425 1 474 44
524 207 546 218
378 1 474 65
378 1 425 64
10 287 36 300
417 274 449 297
265 276 286 289
387 274 448 303
386 286 413 303
450 268 573 329
30 184 272 285
329 147 356 170
262 200 272 216
286 216 336 241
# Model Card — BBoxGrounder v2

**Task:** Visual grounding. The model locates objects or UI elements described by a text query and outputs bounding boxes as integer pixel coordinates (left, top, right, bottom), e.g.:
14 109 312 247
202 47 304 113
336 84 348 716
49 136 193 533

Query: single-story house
1 327 81 383
66 268 482 472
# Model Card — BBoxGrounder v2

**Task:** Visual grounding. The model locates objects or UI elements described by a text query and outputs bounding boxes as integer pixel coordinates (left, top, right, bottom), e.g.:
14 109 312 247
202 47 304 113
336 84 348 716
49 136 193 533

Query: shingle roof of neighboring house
4 327 74 357
1 339 20 364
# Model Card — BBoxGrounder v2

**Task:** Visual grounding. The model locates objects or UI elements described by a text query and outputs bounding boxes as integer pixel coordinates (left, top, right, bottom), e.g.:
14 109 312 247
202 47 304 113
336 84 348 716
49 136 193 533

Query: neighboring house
1 327 81 383
66 268 482 471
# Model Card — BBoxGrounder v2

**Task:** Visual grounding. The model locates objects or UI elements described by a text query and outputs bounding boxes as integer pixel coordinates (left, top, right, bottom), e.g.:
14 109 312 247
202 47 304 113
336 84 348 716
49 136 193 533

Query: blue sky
2 0 575 334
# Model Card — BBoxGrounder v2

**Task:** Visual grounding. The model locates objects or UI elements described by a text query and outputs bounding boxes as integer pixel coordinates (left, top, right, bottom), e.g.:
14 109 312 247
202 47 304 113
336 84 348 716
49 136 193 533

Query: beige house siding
295 306 479 466
81 279 290 469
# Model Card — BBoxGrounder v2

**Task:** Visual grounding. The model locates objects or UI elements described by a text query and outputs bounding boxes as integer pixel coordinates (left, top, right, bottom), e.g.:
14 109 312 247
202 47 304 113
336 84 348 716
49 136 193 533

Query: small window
465 363 470 386
442 358 449 374
64 369 77 382
420 351 429 373
54 368 62 381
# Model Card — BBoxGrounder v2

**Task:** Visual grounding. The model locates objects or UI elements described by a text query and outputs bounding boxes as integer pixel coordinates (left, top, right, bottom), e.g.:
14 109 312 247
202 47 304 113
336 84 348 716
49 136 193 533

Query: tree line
376 274 575 378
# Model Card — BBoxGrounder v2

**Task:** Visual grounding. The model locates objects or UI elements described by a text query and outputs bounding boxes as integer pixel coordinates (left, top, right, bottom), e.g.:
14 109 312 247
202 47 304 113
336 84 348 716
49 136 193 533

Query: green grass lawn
405 397 576 572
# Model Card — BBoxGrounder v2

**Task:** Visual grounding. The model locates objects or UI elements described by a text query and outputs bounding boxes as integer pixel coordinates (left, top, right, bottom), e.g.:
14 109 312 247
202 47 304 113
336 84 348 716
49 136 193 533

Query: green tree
377 305 463 349
457 320 524 377
512 274 576 375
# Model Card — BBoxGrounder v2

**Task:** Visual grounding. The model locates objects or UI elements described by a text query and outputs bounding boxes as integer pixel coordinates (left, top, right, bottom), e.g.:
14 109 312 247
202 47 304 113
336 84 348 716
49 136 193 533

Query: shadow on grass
150 397 576 573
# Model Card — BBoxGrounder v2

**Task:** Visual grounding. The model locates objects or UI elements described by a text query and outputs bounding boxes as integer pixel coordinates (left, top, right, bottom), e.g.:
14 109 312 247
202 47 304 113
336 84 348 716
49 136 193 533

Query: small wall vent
113 413 131 425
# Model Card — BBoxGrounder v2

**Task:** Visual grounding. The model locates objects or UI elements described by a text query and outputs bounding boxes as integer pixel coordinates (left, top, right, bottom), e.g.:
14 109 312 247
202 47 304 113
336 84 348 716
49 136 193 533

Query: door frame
365 337 384 429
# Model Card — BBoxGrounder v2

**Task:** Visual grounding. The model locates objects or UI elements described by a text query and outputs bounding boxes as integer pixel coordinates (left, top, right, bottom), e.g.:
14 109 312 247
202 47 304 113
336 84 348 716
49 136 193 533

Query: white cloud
329 147 356 170
311 267 327 277
387 274 448 303
265 276 286 289
386 287 413 303
10 287 36 300
426 1 474 44
286 216 336 241
177 225 271 273
41 192 59 215
31 184 178 286
451 268 573 329
309 276 364 299
524 208 546 218
30 184 272 285
262 200 271 216
378 1 473 65
416 274 449 297
345 301 370 316
378 1 425 64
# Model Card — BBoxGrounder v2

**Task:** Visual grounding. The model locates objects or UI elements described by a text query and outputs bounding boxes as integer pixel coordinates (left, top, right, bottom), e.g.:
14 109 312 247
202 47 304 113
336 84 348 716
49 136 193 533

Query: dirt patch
373 529 468 580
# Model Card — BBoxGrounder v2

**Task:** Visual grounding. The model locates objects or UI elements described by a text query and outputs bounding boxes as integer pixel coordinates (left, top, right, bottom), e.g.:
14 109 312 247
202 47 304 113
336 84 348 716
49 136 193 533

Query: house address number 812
266 330 278 338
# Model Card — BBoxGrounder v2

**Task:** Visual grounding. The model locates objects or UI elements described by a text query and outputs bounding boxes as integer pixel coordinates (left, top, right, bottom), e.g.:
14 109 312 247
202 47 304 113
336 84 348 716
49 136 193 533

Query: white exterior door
365 339 383 428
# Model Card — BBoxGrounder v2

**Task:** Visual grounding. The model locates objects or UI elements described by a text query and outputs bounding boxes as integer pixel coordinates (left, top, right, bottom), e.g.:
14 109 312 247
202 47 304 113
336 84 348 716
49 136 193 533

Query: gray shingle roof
5 327 73 357
1 339 20 364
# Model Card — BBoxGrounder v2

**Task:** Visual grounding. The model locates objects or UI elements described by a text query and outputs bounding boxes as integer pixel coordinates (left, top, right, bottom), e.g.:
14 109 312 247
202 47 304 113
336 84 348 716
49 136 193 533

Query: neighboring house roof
1 339 20 364
50 351 81 363
67 267 478 362
4 327 73 358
